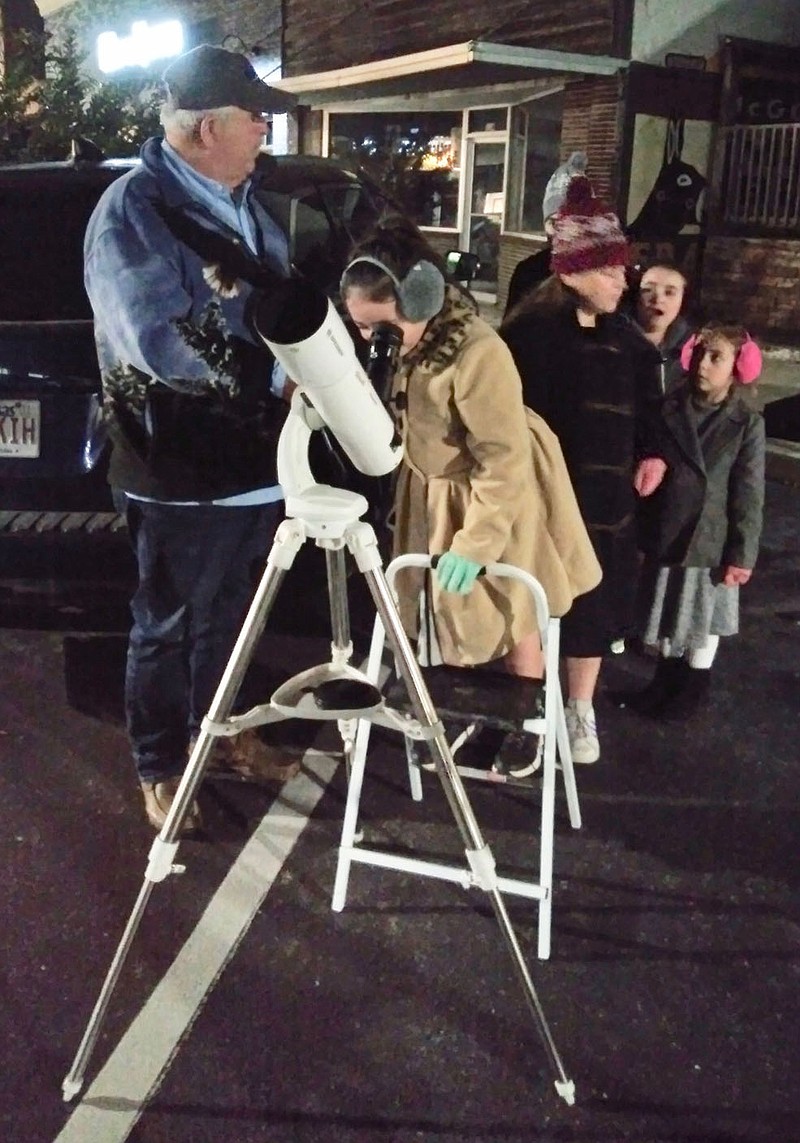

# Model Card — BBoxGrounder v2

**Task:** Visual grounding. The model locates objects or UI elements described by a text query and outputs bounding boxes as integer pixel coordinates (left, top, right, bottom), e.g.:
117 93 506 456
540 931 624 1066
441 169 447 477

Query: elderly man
84 44 299 833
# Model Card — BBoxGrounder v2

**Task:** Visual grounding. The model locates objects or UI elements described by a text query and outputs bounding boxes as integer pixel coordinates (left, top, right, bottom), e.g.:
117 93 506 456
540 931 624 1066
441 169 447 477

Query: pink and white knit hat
550 176 629 275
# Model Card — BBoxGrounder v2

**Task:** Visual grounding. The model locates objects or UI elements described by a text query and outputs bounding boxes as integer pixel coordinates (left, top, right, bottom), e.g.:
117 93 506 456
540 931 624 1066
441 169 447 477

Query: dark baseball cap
162 44 297 115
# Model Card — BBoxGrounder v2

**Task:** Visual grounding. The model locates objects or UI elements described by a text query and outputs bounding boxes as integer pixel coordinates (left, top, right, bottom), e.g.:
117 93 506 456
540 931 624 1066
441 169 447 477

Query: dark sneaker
491 731 543 778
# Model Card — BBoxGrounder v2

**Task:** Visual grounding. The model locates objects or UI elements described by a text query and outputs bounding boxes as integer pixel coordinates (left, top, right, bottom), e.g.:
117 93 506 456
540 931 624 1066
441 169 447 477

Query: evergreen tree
0 27 161 162
0 30 46 160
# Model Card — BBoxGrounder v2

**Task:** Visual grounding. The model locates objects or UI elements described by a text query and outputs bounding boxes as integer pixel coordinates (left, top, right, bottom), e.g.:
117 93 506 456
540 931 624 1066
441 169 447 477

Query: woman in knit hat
500 177 666 765
503 151 588 318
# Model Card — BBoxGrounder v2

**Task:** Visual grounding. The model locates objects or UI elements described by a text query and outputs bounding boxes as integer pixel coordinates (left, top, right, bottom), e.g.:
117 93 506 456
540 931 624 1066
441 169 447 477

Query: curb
766 439 800 486
762 345 800 363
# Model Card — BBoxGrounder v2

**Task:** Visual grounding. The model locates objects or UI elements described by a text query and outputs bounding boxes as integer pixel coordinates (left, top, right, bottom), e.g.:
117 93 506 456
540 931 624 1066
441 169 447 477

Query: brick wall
560 74 624 206
497 235 548 312
421 231 458 261
701 237 800 342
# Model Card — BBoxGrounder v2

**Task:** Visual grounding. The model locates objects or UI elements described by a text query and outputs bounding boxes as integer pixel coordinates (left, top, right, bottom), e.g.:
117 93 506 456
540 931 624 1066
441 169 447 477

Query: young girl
630 261 693 394
340 215 601 775
619 323 766 717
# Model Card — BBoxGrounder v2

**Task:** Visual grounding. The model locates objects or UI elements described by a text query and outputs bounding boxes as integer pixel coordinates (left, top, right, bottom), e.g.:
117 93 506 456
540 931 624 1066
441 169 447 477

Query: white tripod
61 392 576 1106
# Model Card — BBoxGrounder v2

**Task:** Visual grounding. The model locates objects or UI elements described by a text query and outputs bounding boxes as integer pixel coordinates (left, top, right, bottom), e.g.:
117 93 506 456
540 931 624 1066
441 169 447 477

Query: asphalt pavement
0 469 797 1142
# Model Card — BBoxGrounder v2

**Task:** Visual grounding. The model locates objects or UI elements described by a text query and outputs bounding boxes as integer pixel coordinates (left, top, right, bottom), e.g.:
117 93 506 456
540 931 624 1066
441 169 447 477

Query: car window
257 185 335 286
258 179 391 294
0 165 395 322
0 183 99 321
317 181 394 244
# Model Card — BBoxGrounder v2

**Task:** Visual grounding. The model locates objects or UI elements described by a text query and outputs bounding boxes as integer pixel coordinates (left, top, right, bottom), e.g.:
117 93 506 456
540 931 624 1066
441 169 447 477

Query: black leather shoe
657 667 711 719
610 658 688 716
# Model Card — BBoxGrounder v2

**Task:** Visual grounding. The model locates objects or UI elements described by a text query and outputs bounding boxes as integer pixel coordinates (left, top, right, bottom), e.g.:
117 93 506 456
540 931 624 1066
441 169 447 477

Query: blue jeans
124 500 281 783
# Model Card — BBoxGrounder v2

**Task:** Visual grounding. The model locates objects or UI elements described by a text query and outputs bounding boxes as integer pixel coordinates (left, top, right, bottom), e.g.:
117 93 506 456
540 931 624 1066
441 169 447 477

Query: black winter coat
501 298 663 655
503 247 552 319
618 305 692 396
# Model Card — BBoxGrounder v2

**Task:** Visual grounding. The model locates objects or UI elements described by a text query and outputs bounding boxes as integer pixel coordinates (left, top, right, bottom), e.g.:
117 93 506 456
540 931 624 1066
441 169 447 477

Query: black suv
0 151 396 536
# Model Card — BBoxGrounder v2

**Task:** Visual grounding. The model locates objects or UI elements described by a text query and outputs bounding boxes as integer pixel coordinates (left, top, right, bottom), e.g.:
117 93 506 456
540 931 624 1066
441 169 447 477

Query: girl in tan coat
340 217 601 773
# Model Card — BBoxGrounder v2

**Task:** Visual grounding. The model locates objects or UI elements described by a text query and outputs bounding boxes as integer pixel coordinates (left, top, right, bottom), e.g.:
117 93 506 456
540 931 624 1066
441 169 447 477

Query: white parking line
55 751 339 1143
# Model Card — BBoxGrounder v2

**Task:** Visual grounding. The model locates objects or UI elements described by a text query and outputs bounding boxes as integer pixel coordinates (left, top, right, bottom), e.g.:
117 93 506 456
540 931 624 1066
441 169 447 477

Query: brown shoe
212 729 301 784
140 776 202 834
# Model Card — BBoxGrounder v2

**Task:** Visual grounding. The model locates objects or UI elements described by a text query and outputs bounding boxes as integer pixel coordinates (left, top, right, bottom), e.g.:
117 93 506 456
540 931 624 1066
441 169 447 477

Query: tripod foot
554 1078 576 1106
62 1075 83 1103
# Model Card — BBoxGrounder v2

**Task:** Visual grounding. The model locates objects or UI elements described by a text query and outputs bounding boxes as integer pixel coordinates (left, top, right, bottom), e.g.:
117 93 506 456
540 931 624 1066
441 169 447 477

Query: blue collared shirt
161 140 289 268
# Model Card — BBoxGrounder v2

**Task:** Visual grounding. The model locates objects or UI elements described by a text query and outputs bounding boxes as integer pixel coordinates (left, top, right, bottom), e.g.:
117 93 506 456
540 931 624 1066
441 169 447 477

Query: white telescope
253 279 403 479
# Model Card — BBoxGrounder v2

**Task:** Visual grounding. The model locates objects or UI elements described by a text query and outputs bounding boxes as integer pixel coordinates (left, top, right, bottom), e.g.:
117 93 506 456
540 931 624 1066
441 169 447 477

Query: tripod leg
62 520 304 1101
324 547 357 777
325 546 352 656
352 549 575 1103
62 879 156 1102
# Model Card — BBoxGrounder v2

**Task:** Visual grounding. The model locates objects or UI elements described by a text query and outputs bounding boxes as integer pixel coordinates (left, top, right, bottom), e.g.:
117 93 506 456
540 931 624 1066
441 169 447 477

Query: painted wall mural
627 115 711 238
626 114 713 279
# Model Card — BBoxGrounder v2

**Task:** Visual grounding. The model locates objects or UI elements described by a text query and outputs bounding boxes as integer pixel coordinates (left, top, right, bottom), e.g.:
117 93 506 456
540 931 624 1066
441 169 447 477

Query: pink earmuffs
680 333 763 384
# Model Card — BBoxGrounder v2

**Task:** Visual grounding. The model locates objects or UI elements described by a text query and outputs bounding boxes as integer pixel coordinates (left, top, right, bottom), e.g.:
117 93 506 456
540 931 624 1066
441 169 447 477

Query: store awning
272 39 629 108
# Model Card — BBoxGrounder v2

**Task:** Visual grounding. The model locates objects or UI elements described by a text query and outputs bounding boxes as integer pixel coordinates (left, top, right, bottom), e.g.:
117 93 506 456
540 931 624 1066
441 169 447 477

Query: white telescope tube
253 281 402 478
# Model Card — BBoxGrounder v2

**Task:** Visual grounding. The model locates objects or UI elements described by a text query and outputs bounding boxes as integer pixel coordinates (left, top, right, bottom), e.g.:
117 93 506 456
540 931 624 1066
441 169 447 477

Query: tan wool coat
391 287 601 666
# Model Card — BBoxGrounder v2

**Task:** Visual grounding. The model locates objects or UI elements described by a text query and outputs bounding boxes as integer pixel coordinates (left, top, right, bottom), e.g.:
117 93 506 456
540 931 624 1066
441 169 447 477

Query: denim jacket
85 137 289 501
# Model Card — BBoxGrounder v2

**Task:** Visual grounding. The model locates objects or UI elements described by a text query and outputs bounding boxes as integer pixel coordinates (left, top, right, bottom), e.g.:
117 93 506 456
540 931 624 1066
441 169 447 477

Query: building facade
44 0 800 337
276 0 633 303
270 0 800 335
627 3 800 339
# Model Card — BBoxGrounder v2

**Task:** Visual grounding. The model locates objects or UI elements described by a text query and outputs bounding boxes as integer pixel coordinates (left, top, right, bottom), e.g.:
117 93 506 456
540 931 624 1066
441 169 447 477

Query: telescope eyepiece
366 322 403 401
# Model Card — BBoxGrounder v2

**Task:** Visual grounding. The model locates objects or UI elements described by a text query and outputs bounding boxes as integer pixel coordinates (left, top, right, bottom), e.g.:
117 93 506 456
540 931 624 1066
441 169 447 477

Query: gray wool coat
638 384 766 569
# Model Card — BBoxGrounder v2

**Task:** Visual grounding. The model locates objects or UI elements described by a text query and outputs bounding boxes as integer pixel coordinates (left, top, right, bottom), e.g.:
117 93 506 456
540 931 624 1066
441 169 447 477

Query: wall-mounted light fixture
221 33 280 81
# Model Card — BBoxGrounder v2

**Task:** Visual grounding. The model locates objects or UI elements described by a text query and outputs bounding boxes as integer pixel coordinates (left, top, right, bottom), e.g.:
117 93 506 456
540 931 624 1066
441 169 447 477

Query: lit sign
97 20 184 74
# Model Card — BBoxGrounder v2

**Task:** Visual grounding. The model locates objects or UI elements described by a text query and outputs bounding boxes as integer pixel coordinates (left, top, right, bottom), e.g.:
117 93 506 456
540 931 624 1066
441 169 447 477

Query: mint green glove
435 551 483 594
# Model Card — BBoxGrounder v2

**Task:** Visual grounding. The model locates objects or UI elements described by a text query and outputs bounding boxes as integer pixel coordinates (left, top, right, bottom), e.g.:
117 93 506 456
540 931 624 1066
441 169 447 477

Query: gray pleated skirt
638 564 738 654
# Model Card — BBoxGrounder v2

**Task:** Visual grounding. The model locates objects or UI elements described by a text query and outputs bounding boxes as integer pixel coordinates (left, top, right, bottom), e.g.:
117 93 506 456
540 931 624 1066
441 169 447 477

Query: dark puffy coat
502 247 552 319
619 308 693 396
638 384 765 569
501 289 663 656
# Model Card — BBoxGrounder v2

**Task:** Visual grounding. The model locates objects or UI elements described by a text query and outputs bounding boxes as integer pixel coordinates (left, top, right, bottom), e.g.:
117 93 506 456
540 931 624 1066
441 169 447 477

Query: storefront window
467 107 507 133
506 91 564 233
329 111 462 229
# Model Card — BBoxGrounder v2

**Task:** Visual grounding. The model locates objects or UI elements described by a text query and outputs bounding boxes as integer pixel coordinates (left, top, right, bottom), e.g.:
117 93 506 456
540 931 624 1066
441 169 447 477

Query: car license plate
0 399 40 458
